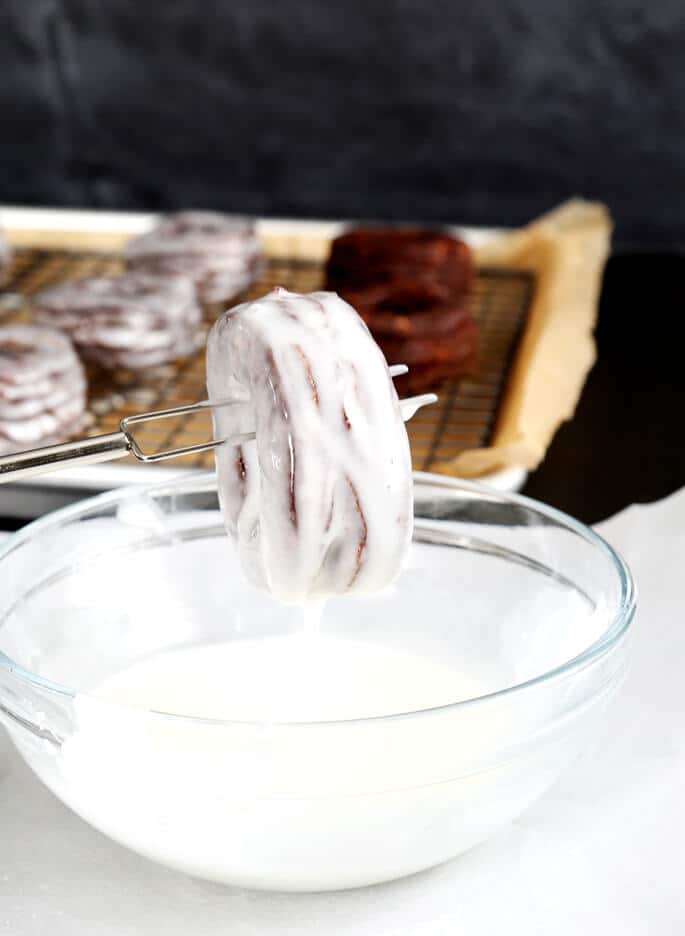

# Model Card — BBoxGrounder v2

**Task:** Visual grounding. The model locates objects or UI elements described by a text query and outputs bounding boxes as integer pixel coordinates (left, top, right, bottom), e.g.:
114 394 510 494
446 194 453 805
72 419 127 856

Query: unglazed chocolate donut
125 211 263 307
207 287 413 604
344 280 472 337
0 325 87 454
332 279 477 394
32 273 202 369
326 227 473 295
325 228 476 393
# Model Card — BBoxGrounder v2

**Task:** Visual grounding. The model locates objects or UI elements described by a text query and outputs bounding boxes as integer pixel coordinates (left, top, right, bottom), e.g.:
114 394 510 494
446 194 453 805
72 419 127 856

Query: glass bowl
0 472 635 892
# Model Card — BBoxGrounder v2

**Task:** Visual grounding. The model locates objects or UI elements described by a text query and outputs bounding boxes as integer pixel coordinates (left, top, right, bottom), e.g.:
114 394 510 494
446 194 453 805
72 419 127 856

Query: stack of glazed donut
32 211 264 374
125 211 263 309
325 227 476 393
0 325 87 454
33 273 203 370
0 211 265 455
0 230 90 454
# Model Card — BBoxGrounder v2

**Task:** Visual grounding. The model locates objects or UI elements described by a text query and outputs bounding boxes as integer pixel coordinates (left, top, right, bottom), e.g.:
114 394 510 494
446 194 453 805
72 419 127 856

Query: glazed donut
207 286 413 604
32 273 202 369
326 227 473 295
125 211 263 307
0 325 87 454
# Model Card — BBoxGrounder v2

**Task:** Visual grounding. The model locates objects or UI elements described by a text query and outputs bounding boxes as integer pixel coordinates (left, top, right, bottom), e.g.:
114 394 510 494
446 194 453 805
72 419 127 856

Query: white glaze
0 371 85 420
207 287 413 603
0 324 80 386
78 635 473 722
54 635 496 889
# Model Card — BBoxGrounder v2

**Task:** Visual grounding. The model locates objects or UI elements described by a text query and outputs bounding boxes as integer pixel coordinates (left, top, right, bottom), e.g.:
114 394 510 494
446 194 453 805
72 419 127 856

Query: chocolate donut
344 280 471 335
207 286 413 604
326 227 473 295
32 273 202 369
0 325 87 454
376 325 477 394
125 211 263 308
333 279 477 394
325 228 476 393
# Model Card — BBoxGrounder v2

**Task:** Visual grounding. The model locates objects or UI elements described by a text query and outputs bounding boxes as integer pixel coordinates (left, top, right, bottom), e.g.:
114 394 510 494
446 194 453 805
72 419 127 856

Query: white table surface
2 489 684 935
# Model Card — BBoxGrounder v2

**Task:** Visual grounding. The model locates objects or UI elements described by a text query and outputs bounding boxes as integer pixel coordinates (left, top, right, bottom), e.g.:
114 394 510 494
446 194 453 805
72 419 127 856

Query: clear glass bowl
0 472 635 892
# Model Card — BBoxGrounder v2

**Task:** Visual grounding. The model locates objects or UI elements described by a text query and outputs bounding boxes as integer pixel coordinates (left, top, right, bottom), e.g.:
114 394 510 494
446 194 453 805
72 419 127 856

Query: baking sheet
0 210 533 511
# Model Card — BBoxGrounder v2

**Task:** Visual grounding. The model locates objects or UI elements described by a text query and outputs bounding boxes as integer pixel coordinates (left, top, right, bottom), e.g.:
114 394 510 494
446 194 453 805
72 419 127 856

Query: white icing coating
84 329 202 369
0 394 86 445
0 324 78 386
207 287 413 604
0 370 85 420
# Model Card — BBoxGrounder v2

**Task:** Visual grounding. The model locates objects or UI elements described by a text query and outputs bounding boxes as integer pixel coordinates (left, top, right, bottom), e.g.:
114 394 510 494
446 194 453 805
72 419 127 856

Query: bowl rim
0 470 636 727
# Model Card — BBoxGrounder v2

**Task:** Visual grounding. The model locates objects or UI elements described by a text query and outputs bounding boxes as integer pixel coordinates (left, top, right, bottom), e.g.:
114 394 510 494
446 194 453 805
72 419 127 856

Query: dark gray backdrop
1 0 684 245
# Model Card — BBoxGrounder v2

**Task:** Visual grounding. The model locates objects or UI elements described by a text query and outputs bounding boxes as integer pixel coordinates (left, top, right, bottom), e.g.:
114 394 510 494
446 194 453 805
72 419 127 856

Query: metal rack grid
0 248 533 473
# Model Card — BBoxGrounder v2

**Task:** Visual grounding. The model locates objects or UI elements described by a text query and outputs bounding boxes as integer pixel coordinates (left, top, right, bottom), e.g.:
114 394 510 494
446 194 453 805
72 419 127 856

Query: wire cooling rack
0 248 533 472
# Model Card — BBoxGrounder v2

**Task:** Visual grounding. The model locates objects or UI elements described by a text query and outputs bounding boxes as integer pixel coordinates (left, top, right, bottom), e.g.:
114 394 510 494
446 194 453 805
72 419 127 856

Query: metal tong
0 365 436 483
